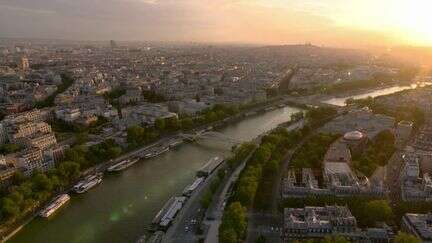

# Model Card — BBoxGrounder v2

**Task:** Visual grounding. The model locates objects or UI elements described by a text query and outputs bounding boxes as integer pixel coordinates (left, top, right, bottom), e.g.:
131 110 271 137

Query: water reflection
323 83 431 106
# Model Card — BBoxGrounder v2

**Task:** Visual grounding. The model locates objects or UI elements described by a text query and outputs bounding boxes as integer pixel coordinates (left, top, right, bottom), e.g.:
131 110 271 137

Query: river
322 83 431 106
9 106 302 243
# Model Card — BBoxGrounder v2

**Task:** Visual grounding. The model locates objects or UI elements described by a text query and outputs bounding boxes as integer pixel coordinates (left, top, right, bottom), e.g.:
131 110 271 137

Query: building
3 108 53 124
324 139 352 164
0 156 16 188
396 121 413 147
282 132 385 198
55 108 81 123
23 133 57 151
119 88 143 105
7 121 52 143
342 130 367 154
44 145 68 165
110 40 117 49
413 125 432 152
168 99 210 115
283 206 393 242
402 213 432 242
119 103 178 128
400 152 432 201
18 148 45 175
0 122 6 145
21 56 30 70
17 146 57 176
320 108 395 139
324 162 361 195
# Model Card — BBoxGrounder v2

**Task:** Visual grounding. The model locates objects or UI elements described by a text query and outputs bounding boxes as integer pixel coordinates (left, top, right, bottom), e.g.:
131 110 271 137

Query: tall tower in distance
110 40 117 49
21 56 30 70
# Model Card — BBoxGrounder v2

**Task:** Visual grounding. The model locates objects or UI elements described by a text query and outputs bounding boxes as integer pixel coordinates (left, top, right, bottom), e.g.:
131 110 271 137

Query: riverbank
0 97 295 241
286 82 431 108
7 103 303 243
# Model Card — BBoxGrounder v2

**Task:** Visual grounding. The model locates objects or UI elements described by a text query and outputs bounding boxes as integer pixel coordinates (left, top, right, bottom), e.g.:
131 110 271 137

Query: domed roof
343 131 365 141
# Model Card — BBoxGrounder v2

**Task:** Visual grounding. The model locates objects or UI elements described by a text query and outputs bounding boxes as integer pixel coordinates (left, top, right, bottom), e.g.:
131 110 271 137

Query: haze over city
1 0 432 47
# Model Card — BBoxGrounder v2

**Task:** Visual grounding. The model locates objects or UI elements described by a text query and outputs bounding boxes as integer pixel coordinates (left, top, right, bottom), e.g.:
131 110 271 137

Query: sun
328 0 432 46
390 0 432 45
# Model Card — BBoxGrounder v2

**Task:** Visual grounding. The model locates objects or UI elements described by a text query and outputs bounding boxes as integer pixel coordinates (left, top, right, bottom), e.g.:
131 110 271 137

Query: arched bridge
180 131 241 144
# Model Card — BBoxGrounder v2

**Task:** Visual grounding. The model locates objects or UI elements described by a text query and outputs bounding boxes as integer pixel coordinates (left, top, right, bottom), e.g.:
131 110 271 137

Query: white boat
264 106 275 111
142 152 155 159
155 146 169 156
244 111 257 117
73 174 103 193
39 194 70 218
107 158 139 172
143 146 169 159
168 139 183 148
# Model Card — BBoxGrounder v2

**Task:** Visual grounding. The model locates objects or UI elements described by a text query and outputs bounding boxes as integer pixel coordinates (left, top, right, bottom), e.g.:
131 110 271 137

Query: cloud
0 0 404 46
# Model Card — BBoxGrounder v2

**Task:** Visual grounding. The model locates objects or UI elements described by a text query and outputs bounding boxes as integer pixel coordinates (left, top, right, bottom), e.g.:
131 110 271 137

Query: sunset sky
0 0 431 47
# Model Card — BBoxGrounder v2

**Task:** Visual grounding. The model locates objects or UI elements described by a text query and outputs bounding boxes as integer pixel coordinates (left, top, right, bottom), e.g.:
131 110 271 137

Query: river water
10 106 301 243
322 83 431 106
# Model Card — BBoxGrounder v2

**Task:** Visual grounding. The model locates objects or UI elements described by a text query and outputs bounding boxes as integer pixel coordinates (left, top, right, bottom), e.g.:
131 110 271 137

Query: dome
343 131 364 141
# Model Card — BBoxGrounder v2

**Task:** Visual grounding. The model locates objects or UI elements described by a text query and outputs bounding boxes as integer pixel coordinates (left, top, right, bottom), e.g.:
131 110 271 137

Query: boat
156 146 169 155
144 146 169 159
73 173 103 193
244 111 257 117
264 106 276 111
39 194 70 218
142 151 155 159
168 139 183 149
107 158 140 172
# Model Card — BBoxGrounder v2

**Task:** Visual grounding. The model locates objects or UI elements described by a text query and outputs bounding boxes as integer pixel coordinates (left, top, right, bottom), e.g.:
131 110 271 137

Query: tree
255 235 266 243
57 161 80 181
322 235 350 243
165 117 180 131
143 90 165 103
223 202 247 239
155 118 166 131
200 191 212 209
75 132 89 145
217 169 226 180
394 232 421 243
219 228 237 243
180 117 194 130
127 125 145 146
291 112 304 122
1 197 20 220
0 143 23 154
219 202 247 243
250 145 272 165
204 111 217 123
65 146 87 167
306 107 337 127
32 172 53 192
11 171 26 185
362 200 393 226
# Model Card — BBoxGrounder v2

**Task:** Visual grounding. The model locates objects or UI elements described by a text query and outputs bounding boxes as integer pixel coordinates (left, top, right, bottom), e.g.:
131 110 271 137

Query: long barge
197 156 224 177
152 197 186 231
73 173 103 194
182 177 205 197
39 194 70 218
142 146 170 159
107 158 140 172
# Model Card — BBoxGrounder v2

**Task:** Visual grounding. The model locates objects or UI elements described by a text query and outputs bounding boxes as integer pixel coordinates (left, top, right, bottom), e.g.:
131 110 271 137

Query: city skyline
1 0 431 48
